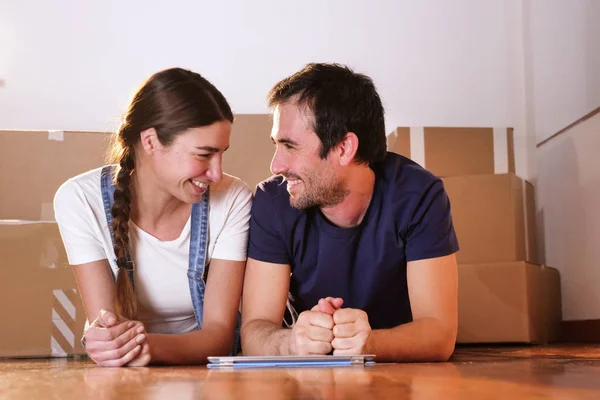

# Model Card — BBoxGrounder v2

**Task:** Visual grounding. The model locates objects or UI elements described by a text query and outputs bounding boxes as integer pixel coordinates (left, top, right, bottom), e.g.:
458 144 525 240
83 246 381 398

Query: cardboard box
0 117 274 220
442 173 538 264
0 116 275 358
224 114 274 191
387 127 515 177
457 261 562 344
0 221 86 357
0 130 112 220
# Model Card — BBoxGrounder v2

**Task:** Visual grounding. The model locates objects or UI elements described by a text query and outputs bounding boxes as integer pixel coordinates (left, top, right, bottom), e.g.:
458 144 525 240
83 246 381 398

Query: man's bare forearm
241 319 292 356
364 317 456 362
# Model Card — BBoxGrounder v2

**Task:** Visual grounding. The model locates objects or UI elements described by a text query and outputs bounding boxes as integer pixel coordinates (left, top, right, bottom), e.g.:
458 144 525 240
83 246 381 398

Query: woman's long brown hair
108 68 233 319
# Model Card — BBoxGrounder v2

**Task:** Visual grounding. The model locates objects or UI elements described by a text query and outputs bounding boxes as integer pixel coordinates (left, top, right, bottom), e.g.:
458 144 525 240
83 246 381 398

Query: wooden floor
1 344 600 399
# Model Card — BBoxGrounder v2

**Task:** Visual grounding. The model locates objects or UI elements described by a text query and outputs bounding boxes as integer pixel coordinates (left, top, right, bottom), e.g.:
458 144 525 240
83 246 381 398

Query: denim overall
100 165 240 355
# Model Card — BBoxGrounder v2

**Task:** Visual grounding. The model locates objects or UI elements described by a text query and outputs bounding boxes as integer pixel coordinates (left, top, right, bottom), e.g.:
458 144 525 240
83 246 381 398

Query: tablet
207 354 376 369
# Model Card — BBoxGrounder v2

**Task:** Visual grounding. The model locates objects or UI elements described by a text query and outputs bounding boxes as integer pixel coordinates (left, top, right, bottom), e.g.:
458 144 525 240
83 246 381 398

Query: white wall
528 0 600 143
536 113 600 321
528 0 600 321
0 1 524 160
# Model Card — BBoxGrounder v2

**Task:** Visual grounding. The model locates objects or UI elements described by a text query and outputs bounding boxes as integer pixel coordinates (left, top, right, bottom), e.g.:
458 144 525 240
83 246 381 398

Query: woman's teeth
191 179 208 189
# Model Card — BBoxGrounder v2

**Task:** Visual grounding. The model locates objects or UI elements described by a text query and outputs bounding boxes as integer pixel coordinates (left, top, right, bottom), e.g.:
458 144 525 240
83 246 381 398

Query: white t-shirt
54 167 253 334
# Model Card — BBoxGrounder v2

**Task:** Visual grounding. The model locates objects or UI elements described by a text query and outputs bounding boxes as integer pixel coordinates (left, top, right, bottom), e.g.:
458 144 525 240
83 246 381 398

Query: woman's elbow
205 324 236 356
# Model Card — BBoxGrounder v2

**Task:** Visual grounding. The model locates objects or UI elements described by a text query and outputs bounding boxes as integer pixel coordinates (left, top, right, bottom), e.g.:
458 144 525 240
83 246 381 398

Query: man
241 63 459 362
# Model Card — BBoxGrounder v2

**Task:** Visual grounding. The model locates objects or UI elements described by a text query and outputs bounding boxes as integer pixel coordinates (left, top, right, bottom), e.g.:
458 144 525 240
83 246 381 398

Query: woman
54 68 252 366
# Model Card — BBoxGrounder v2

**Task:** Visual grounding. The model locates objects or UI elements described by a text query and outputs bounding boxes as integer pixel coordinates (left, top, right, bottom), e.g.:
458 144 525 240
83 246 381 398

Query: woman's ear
139 128 159 155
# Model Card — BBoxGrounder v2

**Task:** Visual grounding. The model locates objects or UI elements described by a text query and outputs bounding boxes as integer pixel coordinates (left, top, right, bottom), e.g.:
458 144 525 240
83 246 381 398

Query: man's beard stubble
288 171 349 210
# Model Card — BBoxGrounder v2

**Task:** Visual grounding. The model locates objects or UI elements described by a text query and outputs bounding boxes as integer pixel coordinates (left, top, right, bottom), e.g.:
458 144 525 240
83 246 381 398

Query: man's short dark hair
267 63 387 165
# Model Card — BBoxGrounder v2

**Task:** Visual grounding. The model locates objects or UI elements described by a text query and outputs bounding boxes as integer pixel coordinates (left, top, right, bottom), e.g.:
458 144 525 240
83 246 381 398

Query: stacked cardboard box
0 115 273 357
0 130 113 220
0 221 88 357
4 121 560 353
388 127 562 343
0 116 273 221
0 130 112 357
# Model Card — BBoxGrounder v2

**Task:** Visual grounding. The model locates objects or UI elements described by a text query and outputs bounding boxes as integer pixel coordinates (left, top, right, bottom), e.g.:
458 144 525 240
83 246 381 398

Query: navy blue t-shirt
247 152 459 330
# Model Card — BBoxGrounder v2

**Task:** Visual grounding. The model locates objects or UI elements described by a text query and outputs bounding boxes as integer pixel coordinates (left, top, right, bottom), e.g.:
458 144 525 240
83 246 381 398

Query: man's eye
284 144 294 150
195 154 210 159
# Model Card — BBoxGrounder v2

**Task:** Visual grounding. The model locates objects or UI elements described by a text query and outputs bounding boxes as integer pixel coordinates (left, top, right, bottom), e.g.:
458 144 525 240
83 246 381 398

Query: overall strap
100 165 134 285
187 189 210 329
188 190 241 355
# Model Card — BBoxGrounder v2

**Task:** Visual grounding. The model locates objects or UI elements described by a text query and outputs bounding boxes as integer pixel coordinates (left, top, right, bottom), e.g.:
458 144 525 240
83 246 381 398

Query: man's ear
139 128 159 155
337 132 359 166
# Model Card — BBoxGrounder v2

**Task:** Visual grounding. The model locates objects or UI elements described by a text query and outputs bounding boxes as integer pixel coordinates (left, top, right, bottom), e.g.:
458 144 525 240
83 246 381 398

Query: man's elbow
240 318 263 355
431 326 457 362
433 339 455 362
241 318 288 356
240 317 256 339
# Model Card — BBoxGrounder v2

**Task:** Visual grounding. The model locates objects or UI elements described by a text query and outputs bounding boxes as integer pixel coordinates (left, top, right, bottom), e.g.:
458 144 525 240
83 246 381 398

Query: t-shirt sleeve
247 187 290 265
53 180 107 265
404 179 460 262
211 180 253 261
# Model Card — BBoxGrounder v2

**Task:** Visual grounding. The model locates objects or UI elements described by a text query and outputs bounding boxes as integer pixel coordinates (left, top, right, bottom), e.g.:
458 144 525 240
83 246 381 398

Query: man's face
270 101 347 210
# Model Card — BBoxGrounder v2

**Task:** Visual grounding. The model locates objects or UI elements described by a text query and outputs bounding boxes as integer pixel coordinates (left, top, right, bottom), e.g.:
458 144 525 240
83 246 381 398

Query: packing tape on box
408 127 426 167
48 130 64 141
51 289 77 357
493 127 509 174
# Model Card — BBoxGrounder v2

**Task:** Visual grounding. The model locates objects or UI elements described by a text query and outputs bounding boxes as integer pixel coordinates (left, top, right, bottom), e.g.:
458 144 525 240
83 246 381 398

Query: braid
111 148 137 319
